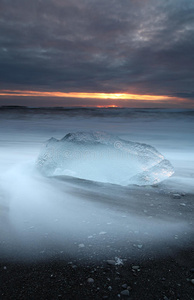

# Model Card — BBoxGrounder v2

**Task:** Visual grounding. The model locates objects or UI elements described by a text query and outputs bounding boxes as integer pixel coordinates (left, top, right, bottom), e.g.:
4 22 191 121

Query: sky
0 0 194 108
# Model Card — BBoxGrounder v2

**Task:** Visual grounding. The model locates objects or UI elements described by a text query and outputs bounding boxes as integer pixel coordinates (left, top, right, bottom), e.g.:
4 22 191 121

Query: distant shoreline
1 105 194 110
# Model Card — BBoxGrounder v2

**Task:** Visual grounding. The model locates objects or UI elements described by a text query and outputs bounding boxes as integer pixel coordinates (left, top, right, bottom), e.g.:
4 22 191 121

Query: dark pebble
190 268 194 273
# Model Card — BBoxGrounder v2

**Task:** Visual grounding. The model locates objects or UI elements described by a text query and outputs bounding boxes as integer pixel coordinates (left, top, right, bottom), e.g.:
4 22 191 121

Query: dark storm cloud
0 0 194 98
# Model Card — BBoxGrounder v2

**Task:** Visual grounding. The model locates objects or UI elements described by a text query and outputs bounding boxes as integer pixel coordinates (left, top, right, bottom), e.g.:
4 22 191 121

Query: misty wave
0 111 193 261
0 161 189 261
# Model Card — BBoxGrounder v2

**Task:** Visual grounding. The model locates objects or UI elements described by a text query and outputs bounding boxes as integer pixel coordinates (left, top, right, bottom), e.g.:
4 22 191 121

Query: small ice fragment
115 257 123 265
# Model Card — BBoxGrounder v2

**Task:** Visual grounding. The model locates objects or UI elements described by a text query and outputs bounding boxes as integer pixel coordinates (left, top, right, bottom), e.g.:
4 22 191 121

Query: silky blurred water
0 108 193 260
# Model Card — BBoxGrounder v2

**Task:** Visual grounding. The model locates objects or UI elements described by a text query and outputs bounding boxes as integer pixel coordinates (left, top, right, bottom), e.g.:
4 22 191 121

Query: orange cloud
0 90 184 103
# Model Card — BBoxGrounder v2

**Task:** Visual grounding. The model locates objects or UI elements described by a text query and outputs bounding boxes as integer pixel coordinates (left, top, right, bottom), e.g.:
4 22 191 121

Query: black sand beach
1 247 194 299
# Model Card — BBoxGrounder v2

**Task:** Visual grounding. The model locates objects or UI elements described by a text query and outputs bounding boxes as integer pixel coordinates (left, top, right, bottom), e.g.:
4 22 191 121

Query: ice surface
36 132 174 186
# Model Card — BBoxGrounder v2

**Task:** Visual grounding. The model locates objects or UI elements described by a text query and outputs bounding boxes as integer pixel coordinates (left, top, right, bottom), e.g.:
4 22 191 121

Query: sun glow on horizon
96 105 118 108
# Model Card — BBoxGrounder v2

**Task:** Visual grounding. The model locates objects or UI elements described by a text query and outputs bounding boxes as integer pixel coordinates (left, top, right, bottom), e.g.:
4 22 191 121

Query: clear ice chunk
36 132 174 186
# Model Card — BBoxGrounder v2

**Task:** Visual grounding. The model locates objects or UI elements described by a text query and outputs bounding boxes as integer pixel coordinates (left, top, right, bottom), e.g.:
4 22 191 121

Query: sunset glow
96 105 118 108
0 90 184 103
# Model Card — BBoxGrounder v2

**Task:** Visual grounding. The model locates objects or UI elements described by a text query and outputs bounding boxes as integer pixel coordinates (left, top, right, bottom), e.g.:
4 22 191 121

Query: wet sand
0 186 194 299
0 247 194 299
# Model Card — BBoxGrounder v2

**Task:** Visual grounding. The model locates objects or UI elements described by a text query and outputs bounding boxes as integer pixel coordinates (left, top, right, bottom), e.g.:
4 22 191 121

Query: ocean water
0 107 194 261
